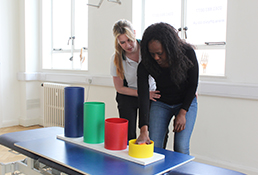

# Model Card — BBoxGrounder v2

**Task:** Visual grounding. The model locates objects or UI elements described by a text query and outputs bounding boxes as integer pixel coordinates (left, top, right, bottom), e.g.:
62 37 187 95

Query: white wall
87 0 132 76
1 0 258 174
0 0 21 126
225 0 258 84
191 1 258 174
192 96 258 174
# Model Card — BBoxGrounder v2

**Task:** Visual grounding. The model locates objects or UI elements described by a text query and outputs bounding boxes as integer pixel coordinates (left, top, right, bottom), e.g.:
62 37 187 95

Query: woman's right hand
149 90 161 101
135 125 151 144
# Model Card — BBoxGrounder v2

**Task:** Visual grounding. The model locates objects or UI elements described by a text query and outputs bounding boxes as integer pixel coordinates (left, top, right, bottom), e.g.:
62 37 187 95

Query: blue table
0 127 246 175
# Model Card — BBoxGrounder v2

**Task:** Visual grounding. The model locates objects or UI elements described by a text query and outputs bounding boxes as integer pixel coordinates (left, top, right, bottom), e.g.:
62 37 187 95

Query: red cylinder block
104 118 128 150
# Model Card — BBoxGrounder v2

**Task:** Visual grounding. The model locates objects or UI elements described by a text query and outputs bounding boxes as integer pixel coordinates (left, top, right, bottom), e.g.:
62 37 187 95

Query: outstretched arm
135 125 151 144
113 76 160 100
113 76 138 96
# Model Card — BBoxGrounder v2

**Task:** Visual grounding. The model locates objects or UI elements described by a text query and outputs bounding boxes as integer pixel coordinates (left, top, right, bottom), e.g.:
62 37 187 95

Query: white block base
57 135 165 166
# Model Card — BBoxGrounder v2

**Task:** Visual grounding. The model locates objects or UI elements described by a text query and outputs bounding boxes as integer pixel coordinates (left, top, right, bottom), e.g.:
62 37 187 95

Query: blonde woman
110 19 160 141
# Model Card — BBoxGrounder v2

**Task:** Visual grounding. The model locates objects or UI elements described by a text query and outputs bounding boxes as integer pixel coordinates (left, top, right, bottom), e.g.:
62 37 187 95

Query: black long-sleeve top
137 47 199 128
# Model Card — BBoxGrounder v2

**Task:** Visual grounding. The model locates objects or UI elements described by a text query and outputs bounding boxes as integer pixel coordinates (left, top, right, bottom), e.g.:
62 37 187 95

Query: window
133 0 227 76
42 0 88 70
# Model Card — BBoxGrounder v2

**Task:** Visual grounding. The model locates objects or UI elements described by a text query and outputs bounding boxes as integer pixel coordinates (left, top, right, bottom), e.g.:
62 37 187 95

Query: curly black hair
141 22 194 86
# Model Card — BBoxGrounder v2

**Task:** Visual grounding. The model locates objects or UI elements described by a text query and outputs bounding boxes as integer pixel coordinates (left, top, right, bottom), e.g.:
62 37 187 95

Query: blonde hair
113 19 136 80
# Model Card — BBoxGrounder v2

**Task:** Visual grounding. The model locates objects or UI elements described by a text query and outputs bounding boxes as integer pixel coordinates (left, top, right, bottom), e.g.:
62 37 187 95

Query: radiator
43 82 70 127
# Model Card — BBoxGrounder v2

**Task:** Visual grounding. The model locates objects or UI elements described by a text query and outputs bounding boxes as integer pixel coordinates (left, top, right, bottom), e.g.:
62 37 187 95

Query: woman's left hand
173 109 187 132
149 90 161 101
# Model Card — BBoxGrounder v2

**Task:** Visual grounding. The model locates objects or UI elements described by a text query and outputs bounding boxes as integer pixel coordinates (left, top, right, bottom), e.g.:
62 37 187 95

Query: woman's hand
135 125 151 144
173 109 187 132
149 90 161 101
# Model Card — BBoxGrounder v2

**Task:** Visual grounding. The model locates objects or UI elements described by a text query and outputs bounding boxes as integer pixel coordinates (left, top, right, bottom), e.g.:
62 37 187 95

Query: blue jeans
149 97 197 155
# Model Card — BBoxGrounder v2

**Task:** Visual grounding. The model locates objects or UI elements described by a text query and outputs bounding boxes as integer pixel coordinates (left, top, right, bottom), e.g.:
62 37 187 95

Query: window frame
41 0 88 71
133 0 227 77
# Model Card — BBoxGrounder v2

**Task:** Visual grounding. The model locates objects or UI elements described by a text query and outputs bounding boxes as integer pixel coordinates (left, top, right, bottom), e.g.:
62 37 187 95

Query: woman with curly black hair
136 22 199 155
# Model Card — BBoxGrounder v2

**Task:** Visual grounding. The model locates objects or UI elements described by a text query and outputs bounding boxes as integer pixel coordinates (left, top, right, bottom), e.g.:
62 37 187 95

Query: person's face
117 34 137 54
148 40 168 67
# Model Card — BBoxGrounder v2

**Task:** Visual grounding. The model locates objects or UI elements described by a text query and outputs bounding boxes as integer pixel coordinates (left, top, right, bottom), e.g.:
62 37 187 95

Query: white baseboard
19 118 40 127
1 120 19 128
1 118 42 128
193 154 258 175
38 117 44 126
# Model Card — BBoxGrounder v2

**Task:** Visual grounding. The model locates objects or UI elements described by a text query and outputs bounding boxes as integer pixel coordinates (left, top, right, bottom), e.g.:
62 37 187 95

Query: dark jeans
116 92 139 141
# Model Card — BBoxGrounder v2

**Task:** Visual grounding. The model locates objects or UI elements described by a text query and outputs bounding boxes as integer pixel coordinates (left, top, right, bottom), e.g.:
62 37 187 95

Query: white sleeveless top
110 53 156 91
